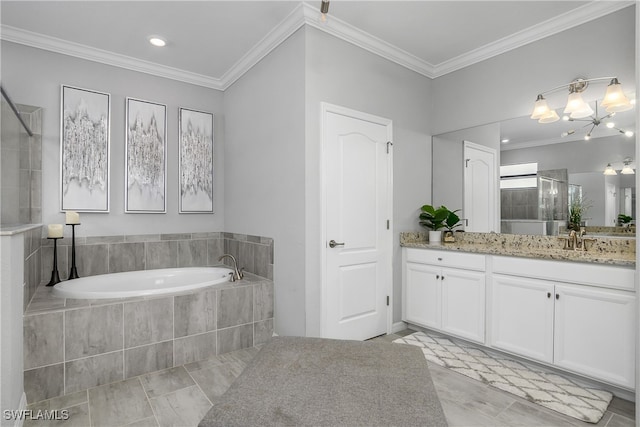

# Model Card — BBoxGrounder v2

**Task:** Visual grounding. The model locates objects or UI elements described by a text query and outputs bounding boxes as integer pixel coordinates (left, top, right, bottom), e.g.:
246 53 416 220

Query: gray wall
1 41 226 237
304 27 432 333
224 29 306 336
431 8 635 135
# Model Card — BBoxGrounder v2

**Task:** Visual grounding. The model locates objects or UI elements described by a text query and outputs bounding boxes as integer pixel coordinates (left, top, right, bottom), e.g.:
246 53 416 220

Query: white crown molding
0 25 225 90
299 2 437 79
434 1 635 77
1 1 634 89
219 3 308 90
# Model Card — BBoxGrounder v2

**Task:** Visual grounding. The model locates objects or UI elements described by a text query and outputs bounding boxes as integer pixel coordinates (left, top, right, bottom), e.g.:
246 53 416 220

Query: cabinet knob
547 292 551 299
437 257 443 261
556 293 559 300
436 275 440 280
441 275 445 281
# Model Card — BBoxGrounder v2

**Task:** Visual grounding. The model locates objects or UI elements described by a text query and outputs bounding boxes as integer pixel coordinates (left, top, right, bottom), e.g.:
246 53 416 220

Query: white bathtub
52 267 234 299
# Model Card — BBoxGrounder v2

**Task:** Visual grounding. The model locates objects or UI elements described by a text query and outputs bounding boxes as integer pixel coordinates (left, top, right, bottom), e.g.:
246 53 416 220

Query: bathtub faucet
218 254 244 282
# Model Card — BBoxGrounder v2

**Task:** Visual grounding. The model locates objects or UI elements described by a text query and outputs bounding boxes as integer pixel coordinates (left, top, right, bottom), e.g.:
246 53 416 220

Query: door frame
319 102 393 338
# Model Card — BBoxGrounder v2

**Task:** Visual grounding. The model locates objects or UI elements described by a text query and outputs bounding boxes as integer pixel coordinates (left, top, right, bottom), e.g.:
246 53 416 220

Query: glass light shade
564 92 586 113
571 105 594 119
530 95 551 120
621 164 635 175
603 164 617 175
538 110 559 123
624 130 634 137
601 80 632 113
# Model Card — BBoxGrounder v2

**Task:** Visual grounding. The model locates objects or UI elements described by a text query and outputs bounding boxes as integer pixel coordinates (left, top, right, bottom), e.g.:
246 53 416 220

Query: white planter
428 230 442 245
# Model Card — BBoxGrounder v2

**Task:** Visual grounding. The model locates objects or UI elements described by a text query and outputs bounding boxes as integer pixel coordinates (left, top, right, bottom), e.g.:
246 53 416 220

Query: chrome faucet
218 254 244 282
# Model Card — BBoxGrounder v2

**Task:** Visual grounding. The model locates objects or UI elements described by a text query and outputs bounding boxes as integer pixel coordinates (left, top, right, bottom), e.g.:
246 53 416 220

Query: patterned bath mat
393 331 612 423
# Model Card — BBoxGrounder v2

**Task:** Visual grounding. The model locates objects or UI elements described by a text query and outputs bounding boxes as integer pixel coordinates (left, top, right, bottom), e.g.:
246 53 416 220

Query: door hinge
386 295 390 306
386 219 390 230
386 141 393 153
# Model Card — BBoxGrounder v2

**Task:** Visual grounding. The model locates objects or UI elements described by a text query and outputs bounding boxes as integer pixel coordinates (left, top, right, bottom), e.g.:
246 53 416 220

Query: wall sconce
621 158 635 175
530 77 634 126
603 163 617 176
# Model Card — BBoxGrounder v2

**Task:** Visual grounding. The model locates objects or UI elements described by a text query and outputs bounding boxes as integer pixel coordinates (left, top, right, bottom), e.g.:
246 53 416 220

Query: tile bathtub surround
23 225 42 311
40 231 273 282
400 231 636 265
23 274 274 403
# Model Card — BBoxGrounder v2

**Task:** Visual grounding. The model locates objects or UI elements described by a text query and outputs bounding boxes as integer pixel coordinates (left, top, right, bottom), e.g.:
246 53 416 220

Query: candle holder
67 223 80 280
46 237 63 286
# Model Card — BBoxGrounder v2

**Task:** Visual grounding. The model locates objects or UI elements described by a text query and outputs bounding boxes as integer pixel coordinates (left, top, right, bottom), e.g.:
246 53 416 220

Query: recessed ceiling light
148 36 166 47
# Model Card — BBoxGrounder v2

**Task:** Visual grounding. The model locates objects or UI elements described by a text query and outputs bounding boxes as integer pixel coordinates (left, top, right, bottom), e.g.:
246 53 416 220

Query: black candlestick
67 223 80 280
46 237 63 286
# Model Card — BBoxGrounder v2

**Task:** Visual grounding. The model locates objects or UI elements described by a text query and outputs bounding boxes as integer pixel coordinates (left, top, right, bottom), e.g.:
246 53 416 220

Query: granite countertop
401 232 636 267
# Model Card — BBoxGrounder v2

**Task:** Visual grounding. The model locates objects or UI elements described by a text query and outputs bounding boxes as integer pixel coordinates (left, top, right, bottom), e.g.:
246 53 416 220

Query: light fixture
148 36 166 47
603 163 617 175
561 101 634 140
621 158 635 175
320 0 330 22
531 76 634 131
563 80 593 119
601 78 633 112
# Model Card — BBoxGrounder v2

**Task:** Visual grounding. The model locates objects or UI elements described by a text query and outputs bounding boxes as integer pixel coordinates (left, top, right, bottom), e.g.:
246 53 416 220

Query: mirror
433 108 636 236
500 111 635 235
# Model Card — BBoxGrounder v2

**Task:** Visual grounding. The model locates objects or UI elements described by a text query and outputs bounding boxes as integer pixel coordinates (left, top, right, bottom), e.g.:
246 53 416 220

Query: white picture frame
125 97 167 213
60 85 111 212
179 108 214 213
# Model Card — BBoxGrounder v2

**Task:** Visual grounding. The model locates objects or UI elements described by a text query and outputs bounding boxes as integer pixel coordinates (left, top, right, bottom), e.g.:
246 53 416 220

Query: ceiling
1 1 632 90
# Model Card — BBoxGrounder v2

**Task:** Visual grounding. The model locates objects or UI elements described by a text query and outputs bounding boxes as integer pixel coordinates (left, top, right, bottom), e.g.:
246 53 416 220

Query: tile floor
24 331 635 427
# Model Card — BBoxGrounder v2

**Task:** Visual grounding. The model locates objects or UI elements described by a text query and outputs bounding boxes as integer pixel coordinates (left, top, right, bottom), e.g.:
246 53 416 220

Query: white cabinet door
404 261 441 329
490 275 554 363
554 284 636 388
441 268 485 343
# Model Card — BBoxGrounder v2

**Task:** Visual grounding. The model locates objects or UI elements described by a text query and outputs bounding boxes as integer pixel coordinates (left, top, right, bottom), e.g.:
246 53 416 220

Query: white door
463 141 497 232
553 284 635 388
322 103 392 340
490 275 554 363
440 267 485 343
605 183 617 226
403 262 441 329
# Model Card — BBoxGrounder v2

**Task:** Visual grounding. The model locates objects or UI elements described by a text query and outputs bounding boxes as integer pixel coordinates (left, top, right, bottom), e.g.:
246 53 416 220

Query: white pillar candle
65 211 80 225
48 224 63 238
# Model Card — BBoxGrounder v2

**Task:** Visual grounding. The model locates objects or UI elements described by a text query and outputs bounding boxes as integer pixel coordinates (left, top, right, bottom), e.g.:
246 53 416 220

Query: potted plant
419 205 461 244
568 195 592 232
618 214 633 227
443 209 462 242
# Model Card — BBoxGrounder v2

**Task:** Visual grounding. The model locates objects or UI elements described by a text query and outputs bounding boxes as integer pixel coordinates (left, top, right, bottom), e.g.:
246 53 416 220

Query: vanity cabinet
403 248 486 343
490 255 636 389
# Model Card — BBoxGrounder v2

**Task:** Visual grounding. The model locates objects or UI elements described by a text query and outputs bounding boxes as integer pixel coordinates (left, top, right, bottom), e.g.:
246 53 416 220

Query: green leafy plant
419 205 462 231
618 214 633 226
568 196 592 231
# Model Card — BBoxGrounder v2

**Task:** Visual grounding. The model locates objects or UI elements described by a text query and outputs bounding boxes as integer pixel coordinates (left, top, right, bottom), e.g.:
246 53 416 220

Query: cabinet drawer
405 248 485 271
492 256 635 291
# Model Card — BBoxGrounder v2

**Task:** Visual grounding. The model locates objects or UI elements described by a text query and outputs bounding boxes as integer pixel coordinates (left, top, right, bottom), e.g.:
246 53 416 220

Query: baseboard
392 321 407 334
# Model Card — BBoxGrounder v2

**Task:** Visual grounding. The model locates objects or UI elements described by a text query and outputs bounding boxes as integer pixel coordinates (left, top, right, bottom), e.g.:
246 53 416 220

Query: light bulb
584 134 591 141
606 122 615 128
625 131 634 137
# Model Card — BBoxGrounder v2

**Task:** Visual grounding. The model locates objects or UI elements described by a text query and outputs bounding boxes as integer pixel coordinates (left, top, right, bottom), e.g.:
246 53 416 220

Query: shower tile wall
40 232 274 283
0 103 42 225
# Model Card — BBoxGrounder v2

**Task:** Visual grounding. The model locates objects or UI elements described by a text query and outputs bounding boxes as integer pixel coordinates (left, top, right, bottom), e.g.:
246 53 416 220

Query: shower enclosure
1 88 42 225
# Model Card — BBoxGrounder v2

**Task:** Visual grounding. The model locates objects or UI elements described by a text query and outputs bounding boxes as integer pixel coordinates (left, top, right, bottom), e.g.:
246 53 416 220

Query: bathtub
52 267 234 299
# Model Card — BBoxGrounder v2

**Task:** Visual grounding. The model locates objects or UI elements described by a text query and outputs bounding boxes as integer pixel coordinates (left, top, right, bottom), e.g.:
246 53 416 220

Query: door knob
329 240 345 248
